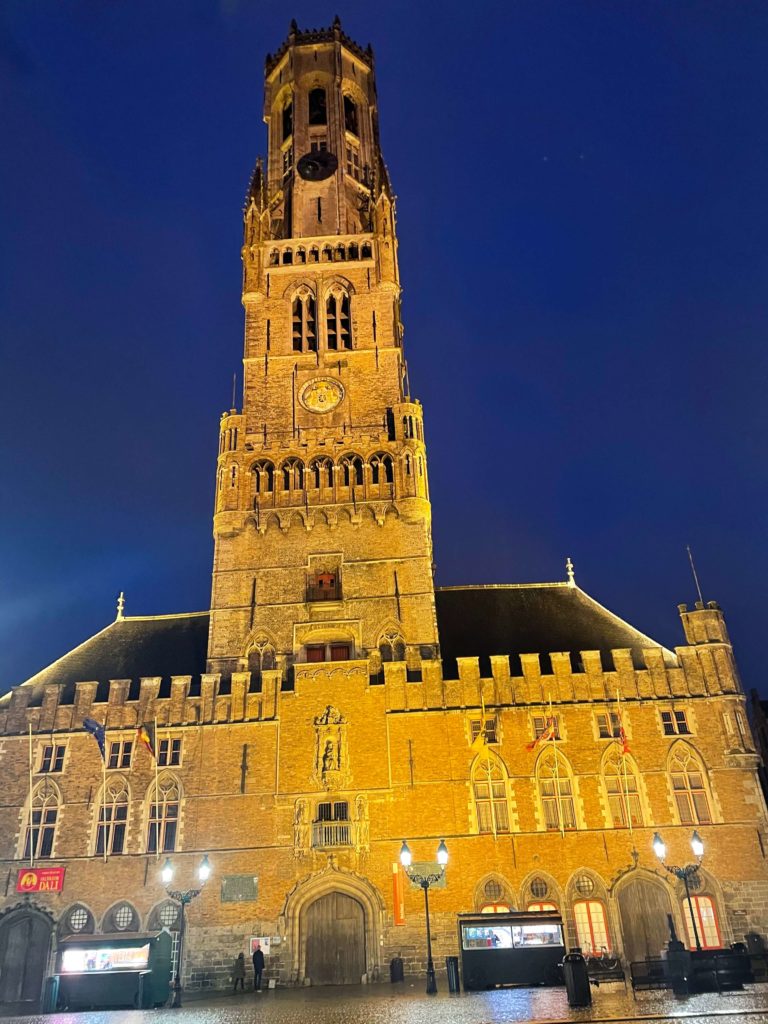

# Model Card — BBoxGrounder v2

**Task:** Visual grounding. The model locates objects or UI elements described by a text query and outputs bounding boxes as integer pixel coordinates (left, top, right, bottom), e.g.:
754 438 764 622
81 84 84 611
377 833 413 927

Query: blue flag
83 717 106 759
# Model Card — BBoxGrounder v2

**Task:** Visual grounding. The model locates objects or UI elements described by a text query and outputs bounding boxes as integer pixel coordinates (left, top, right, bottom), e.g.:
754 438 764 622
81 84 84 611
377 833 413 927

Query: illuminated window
603 749 643 828
147 776 180 854
661 709 691 735
682 895 722 949
114 904 135 930
23 781 59 859
282 147 293 178
473 759 511 834
39 744 66 773
573 900 610 954
346 145 361 181
96 777 129 855
529 901 558 912
68 907 91 933
537 752 576 831
669 748 712 824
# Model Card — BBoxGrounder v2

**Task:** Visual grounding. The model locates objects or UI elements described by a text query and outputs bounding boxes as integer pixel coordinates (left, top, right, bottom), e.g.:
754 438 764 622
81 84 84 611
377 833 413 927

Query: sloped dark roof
2 613 209 706
435 584 675 678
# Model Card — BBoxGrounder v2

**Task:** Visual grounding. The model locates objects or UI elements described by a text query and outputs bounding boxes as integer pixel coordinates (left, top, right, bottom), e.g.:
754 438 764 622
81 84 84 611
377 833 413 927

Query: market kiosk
458 912 565 990
54 930 172 1009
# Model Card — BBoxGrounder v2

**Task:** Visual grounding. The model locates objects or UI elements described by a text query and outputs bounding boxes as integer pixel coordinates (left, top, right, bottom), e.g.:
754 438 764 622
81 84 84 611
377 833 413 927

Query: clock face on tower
299 378 345 414
296 150 338 181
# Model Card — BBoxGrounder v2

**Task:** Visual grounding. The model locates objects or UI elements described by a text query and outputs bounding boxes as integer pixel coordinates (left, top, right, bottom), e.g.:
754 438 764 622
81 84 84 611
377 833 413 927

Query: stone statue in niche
293 798 309 858
313 705 349 791
355 794 370 856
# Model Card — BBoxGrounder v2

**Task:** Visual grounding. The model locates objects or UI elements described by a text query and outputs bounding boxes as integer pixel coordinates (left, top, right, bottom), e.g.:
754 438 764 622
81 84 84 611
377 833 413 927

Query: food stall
458 912 565 990
54 930 172 1009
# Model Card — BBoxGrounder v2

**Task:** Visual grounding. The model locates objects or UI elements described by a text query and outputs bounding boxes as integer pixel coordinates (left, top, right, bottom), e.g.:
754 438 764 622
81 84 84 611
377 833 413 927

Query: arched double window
292 287 317 352
378 630 406 663
326 288 352 350
247 639 276 677
281 458 304 491
370 453 394 486
23 779 60 860
96 776 129 856
309 457 333 490
472 757 511 834
537 751 577 831
252 460 274 495
341 455 363 488
669 746 712 825
147 775 180 854
603 748 643 828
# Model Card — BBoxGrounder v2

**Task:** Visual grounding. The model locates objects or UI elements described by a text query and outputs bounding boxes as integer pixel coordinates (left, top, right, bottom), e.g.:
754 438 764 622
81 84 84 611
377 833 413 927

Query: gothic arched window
537 751 577 832
96 776 129 856
252 460 274 494
310 457 333 490
472 758 511 834
603 748 643 828
370 454 394 487
248 640 276 678
341 455 363 488
281 458 304 491
573 900 610 954
292 288 317 352
343 95 358 135
282 98 293 140
669 747 712 825
23 779 60 860
326 289 352 350
379 630 406 663
147 775 180 854
308 87 327 126
682 894 722 949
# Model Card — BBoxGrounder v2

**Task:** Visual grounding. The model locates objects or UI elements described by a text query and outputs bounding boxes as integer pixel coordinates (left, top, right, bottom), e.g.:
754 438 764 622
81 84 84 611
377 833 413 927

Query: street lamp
653 831 704 952
399 839 449 995
161 855 212 1006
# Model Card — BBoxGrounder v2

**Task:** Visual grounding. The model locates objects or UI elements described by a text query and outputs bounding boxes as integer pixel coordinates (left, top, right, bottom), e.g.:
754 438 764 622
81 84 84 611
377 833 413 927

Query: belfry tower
207 19 439 679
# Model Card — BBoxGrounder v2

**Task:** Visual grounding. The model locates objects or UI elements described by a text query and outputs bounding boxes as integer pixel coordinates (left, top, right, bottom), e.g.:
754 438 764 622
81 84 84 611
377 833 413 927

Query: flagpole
549 697 565 838
480 694 497 839
154 716 160 861
617 689 633 835
102 726 108 863
28 723 34 868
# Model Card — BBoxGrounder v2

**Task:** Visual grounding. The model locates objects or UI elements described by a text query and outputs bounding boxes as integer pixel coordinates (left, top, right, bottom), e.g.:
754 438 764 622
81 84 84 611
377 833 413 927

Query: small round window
159 903 179 927
530 877 549 899
114 905 134 930
574 874 595 897
69 908 88 932
484 880 503 901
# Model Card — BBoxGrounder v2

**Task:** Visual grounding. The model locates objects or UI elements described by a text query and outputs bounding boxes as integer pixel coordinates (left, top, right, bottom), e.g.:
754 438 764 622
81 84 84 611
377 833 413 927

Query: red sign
16 867 66 893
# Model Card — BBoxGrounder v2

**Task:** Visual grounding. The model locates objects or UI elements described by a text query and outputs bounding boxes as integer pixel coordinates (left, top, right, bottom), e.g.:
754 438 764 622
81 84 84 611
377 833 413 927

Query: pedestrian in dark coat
252 942 265 991
233 952 246 992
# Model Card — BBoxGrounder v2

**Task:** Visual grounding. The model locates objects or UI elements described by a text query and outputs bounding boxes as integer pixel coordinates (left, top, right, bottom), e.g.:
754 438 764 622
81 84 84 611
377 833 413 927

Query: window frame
470 717 499 745
532 714 561 740
661 708 692 736
157 738 182 767
573 899 611 954
682 894 722 950
38 743 66 774
108 740 133 770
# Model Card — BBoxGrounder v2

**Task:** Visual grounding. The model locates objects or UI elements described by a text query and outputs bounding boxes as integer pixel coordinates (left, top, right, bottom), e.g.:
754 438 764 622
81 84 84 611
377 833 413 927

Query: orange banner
392 862 405 925
16 866 66 893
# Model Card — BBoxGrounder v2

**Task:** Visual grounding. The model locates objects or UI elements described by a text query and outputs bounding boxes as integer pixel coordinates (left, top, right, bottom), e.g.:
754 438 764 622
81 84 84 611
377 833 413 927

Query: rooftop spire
566 557 576 587
116 591 125 621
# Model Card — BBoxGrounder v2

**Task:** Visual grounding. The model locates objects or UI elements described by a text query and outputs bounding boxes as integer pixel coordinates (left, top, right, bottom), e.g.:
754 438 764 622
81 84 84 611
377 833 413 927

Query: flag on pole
526 716 556 752
469 726 487 756
137 722 157 759
83 718 106 759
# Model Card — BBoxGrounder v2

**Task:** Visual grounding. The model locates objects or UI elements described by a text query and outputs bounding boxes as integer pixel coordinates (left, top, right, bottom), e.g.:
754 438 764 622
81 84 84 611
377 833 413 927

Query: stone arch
57 902 96 939
321 274 356 297
612 867 676 961
101 899 140 933
282 865 385 983
666 739 717 824
473 872 514 912
670 863 730 948
0 903 54 1011
518 869 564 912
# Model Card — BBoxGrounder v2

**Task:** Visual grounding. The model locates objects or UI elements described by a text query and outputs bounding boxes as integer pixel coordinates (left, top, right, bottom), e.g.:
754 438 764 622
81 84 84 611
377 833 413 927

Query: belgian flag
137 722 156 759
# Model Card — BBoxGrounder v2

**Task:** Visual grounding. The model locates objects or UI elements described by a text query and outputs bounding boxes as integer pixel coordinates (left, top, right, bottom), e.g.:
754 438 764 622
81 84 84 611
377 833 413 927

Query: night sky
1 1 766 697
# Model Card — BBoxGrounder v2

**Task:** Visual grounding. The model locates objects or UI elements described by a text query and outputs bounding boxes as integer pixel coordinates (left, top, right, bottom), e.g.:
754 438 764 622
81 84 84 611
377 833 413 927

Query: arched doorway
0 908 52 1013
303 891 365 985
617 876 673 962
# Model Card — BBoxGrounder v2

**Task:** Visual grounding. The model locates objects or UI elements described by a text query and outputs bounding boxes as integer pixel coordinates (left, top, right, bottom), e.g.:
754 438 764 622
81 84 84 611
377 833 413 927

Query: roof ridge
436 583 569 592
571 585 674 657
122 611 209 622
4 618 118 697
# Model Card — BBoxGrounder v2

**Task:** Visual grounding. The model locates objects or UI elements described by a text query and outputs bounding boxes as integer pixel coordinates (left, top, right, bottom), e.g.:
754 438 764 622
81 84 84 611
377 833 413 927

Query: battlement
265 18 373 77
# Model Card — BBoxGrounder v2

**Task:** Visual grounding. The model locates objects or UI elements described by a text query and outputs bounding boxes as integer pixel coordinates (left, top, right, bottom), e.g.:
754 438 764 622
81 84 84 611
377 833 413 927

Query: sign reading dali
16 866 66 893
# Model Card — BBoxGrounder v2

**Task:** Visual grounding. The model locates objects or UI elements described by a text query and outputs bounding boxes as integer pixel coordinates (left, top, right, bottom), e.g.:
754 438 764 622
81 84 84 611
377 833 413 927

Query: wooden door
617 878 673 963
304 892 365 985
0 911 51 1011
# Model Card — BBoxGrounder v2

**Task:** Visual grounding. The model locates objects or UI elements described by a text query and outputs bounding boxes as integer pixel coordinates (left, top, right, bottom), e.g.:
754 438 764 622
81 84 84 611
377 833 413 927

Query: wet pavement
5 983 768 1024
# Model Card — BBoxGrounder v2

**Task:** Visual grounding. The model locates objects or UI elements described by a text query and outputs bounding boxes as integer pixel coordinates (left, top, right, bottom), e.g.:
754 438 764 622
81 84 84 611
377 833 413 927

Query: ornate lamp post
653 831 705 951
399 839 449 995
161 854 211 1007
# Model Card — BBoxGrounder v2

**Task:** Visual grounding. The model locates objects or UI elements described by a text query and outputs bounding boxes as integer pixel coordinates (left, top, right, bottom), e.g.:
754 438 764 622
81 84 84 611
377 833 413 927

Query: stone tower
207 19 439 680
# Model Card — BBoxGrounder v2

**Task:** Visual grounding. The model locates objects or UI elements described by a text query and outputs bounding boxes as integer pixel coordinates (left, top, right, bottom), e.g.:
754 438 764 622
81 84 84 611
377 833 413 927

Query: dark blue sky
1 1 766 696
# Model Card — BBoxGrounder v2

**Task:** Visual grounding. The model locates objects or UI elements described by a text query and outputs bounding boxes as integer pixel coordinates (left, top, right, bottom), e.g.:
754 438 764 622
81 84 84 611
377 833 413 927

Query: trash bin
390 956 404 983
562 950 591 1008
445 955 460 993
42 975 59 1013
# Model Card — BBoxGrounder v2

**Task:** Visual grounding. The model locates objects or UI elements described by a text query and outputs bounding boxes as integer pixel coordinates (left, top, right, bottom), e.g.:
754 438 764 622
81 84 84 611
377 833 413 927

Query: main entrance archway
617 876 673 962
304 891 365 985
0 908 53 1013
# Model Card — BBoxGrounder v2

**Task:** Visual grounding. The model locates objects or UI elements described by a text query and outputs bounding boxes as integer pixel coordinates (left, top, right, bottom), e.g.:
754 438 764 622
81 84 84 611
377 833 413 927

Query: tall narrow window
308 87 327 125
39 744 66 773
282 99 293 140
281 458 304 491
96 777 129 855
682 895 721 949
346 146 361 181
473 759 511 834
669 748 712 824
157 739 182 767
573 900 610 954
537 752 576 831
326 289 352 350
253 460 274 494
603 749 643 828
108 740 133 770
24 781 59 860
147 776 180 854
343 95 358 135
292 289 317 352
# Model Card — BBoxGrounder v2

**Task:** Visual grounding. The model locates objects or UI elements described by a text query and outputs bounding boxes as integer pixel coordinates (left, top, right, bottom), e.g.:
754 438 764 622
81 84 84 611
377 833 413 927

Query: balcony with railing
311 819 353 849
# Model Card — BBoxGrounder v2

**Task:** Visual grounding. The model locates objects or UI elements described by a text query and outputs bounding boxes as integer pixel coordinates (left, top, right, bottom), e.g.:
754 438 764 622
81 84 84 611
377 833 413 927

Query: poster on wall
250 936 271 956
16 866 66 893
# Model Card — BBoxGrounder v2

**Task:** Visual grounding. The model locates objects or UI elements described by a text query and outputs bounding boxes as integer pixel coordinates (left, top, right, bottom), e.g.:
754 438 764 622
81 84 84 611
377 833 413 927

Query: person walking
233 952 246 993
252 941 265 992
